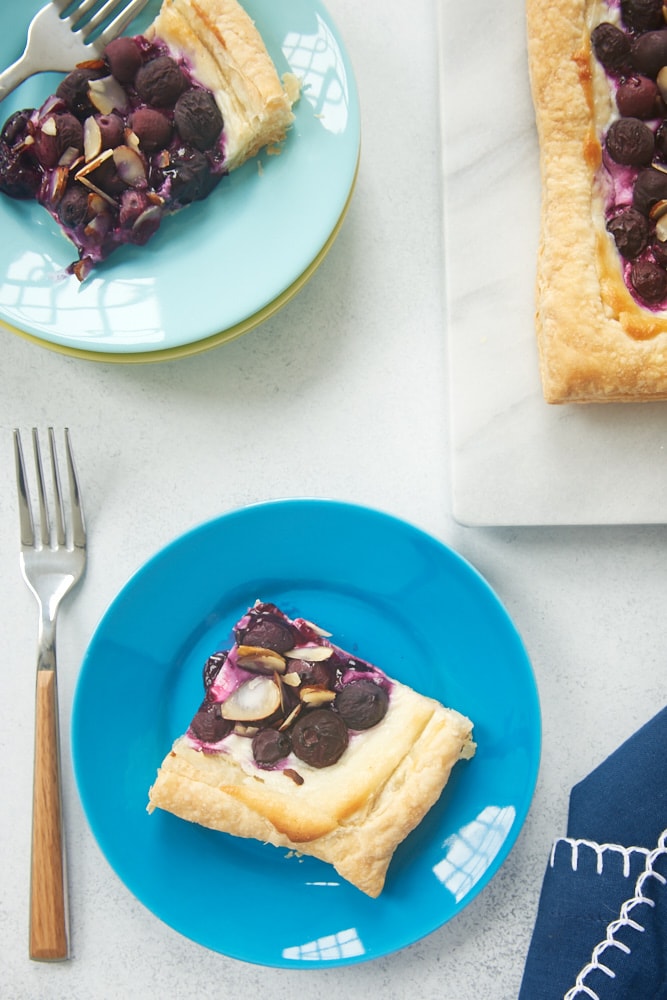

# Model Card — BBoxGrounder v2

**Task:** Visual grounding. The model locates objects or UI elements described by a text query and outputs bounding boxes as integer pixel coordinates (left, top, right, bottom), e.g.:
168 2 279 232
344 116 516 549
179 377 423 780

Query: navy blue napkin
518 706 667 1000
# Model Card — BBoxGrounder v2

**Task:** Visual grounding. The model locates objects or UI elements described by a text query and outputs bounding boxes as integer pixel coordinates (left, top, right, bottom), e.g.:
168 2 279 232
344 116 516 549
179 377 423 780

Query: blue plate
0 0 359 360
71 499 541 967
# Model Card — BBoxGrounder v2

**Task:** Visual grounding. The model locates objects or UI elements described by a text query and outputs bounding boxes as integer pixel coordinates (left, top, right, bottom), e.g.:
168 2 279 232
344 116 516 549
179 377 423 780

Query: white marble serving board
437 0 667 525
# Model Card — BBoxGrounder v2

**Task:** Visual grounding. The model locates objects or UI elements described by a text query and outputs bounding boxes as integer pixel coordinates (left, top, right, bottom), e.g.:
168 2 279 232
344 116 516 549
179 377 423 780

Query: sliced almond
113 145 147 188
657 215 667 242
88 76 129 115
300 686 336 706
278 704 302 731
41 116 57 137
48 166 69 204
282 671 302 687
236 645 287 675
76 147 113 179
650 198 667 222
300 619 333 637
284 645 334 662
219 675 281 721
83 116 103 162
76 173 117 207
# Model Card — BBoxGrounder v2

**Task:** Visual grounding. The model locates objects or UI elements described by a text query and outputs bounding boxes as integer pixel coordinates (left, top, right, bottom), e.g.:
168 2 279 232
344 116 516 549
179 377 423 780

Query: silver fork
0 0 151 103
14 428 86 962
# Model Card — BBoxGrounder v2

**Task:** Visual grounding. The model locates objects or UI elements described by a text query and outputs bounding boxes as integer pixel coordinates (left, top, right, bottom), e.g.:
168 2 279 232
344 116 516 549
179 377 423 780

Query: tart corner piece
147 602 475 898
526 0 667 403
146 0 297 172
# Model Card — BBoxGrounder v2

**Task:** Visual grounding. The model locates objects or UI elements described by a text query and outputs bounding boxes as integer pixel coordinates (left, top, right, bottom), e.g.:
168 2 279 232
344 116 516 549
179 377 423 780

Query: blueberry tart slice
0 0 298 280
147 601 475 898
527 0 667 401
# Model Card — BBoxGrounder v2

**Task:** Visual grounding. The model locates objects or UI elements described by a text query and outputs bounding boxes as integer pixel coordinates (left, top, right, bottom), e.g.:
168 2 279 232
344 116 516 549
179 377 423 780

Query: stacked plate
0 0 360 360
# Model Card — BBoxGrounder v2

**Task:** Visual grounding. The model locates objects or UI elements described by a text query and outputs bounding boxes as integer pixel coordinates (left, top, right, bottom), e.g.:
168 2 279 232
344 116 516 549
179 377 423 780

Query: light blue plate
72 499 541 967
0 0 360 360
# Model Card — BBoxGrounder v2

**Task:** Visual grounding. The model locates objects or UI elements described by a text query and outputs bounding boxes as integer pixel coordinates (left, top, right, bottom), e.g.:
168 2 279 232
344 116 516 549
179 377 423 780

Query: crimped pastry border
527 0 667 403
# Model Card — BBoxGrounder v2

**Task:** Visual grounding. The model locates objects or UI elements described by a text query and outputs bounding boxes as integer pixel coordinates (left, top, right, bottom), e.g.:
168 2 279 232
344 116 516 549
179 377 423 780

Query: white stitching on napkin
551 837 651 876
563 828 667 1000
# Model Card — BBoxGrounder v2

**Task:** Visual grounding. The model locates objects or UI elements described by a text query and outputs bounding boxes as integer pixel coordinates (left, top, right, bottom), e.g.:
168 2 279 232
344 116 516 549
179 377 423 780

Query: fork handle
30 669 69 961
0 55 34 104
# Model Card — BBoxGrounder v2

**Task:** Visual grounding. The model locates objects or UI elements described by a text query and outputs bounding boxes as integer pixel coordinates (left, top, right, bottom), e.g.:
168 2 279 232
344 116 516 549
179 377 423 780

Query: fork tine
66 0 108 29
48 429 67 549
32 429 51 549
64 429 86 549
13 430 35 549
94 0 150 47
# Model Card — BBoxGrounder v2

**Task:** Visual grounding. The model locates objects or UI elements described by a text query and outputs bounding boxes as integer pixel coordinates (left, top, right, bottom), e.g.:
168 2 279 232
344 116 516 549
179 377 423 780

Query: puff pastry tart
147 601 475 898
527 0 667 402
0 0 297 279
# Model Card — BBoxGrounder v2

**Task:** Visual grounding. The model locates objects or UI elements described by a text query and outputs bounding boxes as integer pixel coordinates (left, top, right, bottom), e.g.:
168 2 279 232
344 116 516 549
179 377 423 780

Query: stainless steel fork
14 428 86 962
0 0 151 103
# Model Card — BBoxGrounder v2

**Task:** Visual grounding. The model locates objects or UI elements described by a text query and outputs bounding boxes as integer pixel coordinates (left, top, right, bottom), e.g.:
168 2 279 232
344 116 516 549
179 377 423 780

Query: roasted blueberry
291 709 348 768
605 117 654 166
104 36 143 83
135 55 187 106
156 146 220 204
616 76 659 119
1 109 33 146
631 259 667 301
252 728 291 767
237 615 295 654
96 113 125 150
130 107 173 152
189 700 233 743
334 679 389 730
174 89 223 150
633 167 667 213
606 207 650 258
621 0 664 32
591 23 631 73
57 185 89 228
631 31 667 79
0 142 41 199
56 67 104 118
33 112 84 169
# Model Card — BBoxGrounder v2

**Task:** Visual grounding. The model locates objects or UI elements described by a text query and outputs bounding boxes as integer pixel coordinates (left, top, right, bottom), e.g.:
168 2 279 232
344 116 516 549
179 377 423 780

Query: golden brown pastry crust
148 682 475 898
527 0 667 403
147 0 296 171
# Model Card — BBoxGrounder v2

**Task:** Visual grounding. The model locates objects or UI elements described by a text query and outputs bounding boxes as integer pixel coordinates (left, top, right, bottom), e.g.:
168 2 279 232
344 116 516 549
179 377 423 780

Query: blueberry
633 167 667 213
606 207 650 259
56 67 104 118
621 0 664 32
591 23 631 73
104 36 143 84
291 709 348 768
252 728 291 767
1 109 33 146
334 679 389 730
174 89 223 150
631 30 667 79
135 55 187 107
616 76 659 119
605 117 654 166
0 142 41 199
631 259 667 301
130 107 173 152
203 650 227 691
189 700 233 743
97 113 125 150
236 615 295 654
57 185 89 228
155 146 220 205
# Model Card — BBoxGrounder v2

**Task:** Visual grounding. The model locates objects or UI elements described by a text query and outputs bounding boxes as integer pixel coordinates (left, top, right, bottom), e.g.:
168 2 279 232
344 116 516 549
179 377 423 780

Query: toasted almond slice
83 116 103 162
219 675 281 721
300 687 336 706
236 645 287 675
278 704 302 731
284 645 334 661
282 671 301 687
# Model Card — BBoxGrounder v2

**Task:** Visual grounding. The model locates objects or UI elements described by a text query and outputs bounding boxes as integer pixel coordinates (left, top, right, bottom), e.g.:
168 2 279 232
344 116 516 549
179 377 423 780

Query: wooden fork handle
30 669 69 961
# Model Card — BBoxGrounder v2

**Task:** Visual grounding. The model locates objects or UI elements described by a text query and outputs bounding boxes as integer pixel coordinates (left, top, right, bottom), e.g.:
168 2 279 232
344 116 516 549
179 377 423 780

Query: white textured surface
440 0 667 525
1 0 666 997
